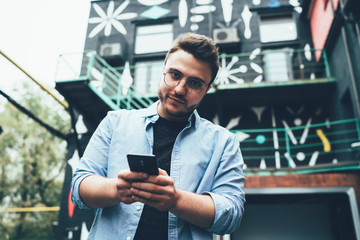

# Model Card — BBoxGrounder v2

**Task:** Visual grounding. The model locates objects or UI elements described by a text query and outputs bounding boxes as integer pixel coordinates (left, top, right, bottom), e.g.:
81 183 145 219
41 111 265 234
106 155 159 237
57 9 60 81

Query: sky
0 0 91 101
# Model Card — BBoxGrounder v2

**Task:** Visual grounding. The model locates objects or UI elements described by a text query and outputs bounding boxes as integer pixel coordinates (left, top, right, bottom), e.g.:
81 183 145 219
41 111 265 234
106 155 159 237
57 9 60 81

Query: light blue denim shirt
71 102 245 240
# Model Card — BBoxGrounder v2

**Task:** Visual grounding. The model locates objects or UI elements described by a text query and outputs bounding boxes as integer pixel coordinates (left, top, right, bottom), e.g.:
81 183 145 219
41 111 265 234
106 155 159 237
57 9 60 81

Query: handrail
239 118 358 133
0 50 69 110
55 48 334 97
55 51 155 111
231 118 360 172
54 48 334 111
214 48 332 86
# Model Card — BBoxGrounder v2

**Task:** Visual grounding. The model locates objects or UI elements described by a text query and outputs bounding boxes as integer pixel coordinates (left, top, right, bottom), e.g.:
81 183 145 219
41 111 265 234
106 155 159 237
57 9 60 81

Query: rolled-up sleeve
206 134 246 235
71 111 114 209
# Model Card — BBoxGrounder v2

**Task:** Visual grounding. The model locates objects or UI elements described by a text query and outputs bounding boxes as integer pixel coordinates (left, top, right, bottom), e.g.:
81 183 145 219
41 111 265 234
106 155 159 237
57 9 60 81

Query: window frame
258 13 298 44
133 58 164 95
134 23 174 55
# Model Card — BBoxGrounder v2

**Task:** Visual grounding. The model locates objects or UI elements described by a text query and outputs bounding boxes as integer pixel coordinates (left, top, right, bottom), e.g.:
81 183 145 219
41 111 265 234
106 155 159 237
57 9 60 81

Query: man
71 32 245 239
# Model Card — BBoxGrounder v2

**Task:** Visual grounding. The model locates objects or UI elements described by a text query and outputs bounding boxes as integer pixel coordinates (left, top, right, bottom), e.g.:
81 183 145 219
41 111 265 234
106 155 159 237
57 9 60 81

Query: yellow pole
0 206 60 213
0 50 69 110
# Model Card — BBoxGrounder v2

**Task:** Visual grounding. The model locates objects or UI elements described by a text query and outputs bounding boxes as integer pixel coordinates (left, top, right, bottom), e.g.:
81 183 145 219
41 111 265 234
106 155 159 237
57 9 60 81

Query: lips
168 95 186 105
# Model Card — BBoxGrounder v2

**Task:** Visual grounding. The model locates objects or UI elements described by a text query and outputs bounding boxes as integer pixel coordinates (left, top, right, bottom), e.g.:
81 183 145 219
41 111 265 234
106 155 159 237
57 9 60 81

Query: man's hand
116 170 149 204
130 169 178 211
130 168 215 229
80 168 215 229
79 170 148 208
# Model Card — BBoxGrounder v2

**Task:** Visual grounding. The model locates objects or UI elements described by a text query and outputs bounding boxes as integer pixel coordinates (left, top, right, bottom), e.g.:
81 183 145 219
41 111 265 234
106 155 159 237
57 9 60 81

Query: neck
157 103 191 122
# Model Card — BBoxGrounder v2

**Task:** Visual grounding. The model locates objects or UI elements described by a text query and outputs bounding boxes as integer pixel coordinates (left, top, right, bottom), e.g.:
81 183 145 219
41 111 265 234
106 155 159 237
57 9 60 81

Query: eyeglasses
163 72 209 95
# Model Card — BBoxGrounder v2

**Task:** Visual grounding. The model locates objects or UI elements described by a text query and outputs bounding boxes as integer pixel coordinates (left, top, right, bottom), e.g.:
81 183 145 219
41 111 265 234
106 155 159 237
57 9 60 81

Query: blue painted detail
140 6 171 20
269 0 280 8
256 134 266 144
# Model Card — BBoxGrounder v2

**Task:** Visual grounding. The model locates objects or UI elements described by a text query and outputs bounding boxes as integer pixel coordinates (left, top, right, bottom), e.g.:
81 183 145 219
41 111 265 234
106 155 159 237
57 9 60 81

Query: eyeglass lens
164 72 206 94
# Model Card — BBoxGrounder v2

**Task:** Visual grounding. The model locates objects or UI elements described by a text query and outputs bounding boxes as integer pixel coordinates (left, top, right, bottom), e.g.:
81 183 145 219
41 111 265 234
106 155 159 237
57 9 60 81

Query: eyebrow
167 68 207 85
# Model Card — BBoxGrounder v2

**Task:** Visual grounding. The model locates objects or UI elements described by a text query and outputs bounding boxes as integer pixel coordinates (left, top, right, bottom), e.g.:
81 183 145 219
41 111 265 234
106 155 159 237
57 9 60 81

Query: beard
158 89 200 121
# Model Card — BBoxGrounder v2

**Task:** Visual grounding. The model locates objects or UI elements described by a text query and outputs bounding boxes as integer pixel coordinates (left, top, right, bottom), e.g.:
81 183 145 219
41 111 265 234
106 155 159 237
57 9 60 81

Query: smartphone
127 154 159 175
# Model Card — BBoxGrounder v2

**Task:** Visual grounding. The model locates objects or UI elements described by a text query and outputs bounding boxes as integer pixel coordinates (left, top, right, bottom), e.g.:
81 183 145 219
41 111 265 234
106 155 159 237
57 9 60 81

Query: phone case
127 154 159 175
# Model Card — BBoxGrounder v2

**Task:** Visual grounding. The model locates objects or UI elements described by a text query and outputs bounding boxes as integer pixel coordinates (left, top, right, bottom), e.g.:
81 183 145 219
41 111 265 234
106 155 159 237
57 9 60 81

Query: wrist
169 189 183 214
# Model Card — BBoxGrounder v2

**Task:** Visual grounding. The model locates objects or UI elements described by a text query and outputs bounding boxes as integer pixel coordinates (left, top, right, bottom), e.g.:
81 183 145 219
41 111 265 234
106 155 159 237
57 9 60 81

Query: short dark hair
164 33 219 85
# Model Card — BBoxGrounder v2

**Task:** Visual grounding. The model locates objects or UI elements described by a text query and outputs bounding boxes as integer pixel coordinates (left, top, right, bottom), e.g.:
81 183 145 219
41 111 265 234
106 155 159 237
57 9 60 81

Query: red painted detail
310 0 339 60
68 190 75 218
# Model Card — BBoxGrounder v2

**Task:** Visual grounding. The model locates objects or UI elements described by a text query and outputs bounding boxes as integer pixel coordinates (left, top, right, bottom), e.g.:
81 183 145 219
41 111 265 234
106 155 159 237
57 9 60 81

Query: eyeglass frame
162 71 211 95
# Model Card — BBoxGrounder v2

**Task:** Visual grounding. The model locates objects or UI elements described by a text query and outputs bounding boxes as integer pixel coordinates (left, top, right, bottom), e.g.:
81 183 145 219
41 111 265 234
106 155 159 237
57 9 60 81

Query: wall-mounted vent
99 43 122 57
213 28 240 44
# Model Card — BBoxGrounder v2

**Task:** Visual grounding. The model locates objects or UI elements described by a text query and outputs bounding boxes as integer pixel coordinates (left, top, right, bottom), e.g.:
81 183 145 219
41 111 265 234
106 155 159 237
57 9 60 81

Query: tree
0 82 70 239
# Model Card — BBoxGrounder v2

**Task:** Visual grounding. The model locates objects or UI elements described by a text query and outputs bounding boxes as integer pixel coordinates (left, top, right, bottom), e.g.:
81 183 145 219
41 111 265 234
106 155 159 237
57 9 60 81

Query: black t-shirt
134 117 187 240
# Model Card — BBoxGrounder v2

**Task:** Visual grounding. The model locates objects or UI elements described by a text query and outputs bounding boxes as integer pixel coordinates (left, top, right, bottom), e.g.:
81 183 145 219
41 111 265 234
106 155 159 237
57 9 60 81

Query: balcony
55 51 156 121
53 48 358 173
204 48 335 110
233 118 360 175
55 48 335 121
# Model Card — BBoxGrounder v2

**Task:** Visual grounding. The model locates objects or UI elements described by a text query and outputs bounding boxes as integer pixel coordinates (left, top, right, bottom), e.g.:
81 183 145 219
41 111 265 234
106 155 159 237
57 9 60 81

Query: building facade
55 0 360 239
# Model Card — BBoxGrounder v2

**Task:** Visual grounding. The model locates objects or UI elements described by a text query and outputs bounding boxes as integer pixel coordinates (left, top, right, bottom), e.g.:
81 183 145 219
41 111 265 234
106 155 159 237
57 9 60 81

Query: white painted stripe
300 118 312 144
308 151 319 167
260 158 266 169
271 108 279 149
275 151 281 169
284 152 296 168
282 120 298 145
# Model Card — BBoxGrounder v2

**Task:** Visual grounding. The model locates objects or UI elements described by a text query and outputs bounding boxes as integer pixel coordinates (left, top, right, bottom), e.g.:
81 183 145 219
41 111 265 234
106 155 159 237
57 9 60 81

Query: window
134 24 173 54
259 15 297 43
263 49 294 82
134 60 163 94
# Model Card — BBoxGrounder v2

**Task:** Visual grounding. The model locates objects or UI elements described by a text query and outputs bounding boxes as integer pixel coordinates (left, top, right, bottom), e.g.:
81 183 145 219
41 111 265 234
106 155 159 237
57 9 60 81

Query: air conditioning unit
213 28 240 44
99 43 122 57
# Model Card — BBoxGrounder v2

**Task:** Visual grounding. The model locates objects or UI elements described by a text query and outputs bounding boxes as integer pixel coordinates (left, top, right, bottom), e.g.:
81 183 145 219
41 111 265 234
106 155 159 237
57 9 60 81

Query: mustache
171 93 186 103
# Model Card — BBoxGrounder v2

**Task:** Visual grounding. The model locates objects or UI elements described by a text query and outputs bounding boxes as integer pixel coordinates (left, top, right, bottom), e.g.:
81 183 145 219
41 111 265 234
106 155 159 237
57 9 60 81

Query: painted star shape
88 0 137 38
215 55 247 85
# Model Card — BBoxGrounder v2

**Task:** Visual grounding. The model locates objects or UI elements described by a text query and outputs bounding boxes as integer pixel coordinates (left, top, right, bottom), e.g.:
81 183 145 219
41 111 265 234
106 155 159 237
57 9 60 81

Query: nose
174 78 187 95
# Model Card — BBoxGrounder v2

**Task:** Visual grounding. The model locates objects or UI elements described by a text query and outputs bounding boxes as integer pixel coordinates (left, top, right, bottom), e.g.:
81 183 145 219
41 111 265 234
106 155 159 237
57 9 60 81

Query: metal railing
232 118 360 174
54 49 358 174
214 48 333 88
55 51 155 110
55 48 334 110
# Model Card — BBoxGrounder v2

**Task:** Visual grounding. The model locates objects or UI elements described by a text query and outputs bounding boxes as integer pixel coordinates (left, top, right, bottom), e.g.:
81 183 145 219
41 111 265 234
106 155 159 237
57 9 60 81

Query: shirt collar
142 100 200 128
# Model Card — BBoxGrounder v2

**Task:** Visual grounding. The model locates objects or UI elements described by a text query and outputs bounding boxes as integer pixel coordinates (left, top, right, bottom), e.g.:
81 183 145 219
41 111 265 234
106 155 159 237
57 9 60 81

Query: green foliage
0 82 70 239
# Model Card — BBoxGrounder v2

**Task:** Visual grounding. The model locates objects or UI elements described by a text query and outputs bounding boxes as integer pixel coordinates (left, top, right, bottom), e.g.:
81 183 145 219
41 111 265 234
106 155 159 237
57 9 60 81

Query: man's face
157 49 212 121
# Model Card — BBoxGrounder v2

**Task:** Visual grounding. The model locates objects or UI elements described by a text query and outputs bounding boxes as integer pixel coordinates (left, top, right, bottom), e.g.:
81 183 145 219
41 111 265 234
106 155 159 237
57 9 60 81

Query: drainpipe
342 0 360 47
208 0 213 37
355 22 360 47
333 0 360 120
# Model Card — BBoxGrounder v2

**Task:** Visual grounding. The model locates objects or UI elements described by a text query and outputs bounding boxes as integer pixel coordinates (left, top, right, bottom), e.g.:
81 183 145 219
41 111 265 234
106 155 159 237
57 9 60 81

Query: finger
132 179 171 192
116 180 132 190
131 181 176 199
121 196 136 204
117 187 133 196
130 187 164 201
143 175 174 187
131 195 154 206
158 168 169 176
131 181 160 193
117 188 136 204
131 192 172 212
118 169 148 181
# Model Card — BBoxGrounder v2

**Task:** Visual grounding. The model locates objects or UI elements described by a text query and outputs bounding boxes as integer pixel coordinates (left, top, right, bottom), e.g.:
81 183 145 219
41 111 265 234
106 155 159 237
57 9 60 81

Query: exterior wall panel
310 0 339 59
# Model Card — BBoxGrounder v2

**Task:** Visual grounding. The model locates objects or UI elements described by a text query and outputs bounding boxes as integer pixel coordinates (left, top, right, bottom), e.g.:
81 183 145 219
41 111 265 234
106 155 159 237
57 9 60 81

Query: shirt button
136 206 141 211
126 236 131 240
